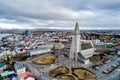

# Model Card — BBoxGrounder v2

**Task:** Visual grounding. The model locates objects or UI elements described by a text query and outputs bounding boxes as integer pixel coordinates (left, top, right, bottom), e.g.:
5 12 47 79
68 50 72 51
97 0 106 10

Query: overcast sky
0 0 120 29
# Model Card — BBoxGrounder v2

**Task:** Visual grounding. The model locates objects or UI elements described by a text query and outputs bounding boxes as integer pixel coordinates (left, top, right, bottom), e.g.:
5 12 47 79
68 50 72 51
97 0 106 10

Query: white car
103 70 109 74
111 64 117 68
105 60 111 64
116 62 119 66
95 67 99 70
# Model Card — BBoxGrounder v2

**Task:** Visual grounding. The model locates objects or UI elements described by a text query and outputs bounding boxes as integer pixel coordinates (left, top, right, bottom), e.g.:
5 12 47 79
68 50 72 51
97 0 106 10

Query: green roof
104 43 112 47
1 71 9 77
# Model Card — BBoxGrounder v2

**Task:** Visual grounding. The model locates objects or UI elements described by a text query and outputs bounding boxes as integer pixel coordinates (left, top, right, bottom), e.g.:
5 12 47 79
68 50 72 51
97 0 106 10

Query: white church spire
69 22 80 61
74 22 80 35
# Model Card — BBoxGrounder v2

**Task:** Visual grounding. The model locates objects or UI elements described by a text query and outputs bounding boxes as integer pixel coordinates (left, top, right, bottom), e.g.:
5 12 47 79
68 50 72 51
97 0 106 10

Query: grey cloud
0 0 120 29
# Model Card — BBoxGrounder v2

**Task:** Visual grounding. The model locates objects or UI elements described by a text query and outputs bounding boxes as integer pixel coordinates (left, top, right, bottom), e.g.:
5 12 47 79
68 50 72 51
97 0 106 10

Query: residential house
17 72 35 80
14 62 26 74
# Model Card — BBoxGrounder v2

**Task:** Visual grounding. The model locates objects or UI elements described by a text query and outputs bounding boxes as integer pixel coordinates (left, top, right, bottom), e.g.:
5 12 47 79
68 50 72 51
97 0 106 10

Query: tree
84 72 88 79
2 54 14 65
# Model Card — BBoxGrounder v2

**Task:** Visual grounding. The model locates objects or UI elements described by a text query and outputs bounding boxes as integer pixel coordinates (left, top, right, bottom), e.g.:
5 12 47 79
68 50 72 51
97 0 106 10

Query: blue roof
0 63 5 68
9 71 15 75
12 77 18 80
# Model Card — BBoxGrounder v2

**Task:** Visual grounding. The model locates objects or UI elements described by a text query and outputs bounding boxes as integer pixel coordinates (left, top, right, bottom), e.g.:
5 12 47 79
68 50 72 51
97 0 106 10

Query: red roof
24 75 34 80
17 72 33 79
117 46 120 48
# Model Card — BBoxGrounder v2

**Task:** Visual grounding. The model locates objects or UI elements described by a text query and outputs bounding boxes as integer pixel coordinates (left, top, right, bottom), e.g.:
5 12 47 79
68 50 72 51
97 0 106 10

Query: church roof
81 43 93 50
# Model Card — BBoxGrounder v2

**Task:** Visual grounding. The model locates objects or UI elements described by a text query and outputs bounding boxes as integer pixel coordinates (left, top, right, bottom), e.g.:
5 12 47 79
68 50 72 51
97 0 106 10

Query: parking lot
90 53 120 80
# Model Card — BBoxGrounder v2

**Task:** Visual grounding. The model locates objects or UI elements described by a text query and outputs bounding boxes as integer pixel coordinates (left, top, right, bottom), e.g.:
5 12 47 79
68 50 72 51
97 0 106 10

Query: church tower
69 22 81 61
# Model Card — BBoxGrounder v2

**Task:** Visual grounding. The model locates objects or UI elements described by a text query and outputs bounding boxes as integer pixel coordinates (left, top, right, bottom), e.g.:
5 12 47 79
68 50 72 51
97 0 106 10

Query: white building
37 42 65 50
81 40 95 58
54 43 65 49
0 50 12 58
69 22 81 61
14 62 26 74
30 48 51 56
16 48 26 54
69 22 94 64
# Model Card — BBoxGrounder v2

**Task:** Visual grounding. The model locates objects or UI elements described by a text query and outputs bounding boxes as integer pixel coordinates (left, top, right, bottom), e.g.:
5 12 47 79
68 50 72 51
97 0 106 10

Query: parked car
107 66 114 72
95 66 99 71
111 64 117 68
103 69 109 74
116 62 119 66
105 60 111 64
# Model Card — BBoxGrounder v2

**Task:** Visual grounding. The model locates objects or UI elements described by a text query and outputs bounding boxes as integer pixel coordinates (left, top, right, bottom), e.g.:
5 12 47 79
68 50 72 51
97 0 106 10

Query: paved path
18 53 120 80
